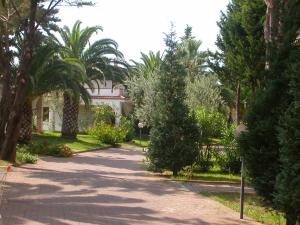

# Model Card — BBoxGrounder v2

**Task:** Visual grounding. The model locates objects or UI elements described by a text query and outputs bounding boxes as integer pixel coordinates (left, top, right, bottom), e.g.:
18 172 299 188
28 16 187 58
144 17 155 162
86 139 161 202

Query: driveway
1 148 261 225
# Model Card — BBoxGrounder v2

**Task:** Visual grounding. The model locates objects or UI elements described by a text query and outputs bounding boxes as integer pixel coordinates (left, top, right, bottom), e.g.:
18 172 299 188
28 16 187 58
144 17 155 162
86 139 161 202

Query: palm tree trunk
19 98 33 143
61 92 79 139
36 97 43 133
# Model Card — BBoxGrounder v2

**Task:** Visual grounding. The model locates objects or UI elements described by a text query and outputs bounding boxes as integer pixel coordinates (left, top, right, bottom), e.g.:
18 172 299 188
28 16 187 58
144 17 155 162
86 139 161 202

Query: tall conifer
147 29 200 176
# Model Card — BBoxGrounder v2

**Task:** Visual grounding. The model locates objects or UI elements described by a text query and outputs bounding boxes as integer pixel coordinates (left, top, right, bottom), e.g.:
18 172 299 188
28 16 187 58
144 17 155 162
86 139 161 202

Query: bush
194 107 227 144
59 145 73 157
194 146 214 172
179 165 194 179
27 142 73 157
16 145 38 164
193 107 226 172
87 107 135 145
88 122 126 145
120 116 135 142
93 105 115 125
215 124 241 174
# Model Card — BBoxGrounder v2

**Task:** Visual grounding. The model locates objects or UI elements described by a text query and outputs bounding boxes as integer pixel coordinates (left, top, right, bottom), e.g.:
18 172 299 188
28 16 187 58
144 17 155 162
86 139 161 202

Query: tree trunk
236 81 241 125
0 0 38 162
36 97 43 133
0 70 12 150
172 165 178 176
286 212 297 225
0 27 13 151
61 92 79 139
18 98 33 143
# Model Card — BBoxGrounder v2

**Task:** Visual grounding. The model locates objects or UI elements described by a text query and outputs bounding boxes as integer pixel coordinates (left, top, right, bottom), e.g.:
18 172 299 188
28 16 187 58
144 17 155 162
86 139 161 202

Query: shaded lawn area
131 136 150 148
120 136 150 151
163 170 241 183
201 192 285 225
32 131 109 152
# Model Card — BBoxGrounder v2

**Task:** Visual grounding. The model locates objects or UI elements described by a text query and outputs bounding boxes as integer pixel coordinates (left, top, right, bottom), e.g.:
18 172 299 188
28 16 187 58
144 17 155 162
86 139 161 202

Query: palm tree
130 51 162 78
178 26 207 78
55 21 127 139
18 43 88 142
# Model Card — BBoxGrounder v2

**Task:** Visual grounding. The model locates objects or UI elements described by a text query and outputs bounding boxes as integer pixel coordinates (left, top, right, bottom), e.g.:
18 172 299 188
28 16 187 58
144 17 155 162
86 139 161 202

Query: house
32 80 133 133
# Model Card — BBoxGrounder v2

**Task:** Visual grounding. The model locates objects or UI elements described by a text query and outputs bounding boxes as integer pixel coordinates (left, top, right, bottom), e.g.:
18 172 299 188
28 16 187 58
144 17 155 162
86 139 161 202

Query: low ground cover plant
16 145 38 164
27 142 73 157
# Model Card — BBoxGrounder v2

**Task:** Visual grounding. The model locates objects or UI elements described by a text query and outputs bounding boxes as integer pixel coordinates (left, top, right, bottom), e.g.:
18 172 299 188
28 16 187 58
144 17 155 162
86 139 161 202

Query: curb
73 145 113 154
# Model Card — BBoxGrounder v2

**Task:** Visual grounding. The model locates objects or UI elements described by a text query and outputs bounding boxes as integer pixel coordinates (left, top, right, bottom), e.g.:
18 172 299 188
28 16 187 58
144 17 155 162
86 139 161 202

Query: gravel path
1 148 261 225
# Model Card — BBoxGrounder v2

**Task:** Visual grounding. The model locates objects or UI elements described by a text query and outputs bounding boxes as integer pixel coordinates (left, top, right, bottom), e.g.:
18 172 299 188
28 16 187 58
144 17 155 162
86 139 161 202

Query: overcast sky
57 0 229 61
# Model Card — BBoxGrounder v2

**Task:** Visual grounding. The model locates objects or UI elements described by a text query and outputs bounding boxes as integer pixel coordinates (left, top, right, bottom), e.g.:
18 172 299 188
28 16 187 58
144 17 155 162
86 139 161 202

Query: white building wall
42 97 125 132
41 80 127 132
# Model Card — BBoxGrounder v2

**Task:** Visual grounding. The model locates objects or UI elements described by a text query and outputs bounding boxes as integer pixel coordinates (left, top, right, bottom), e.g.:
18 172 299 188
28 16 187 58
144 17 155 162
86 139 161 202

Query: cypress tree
274 2 300 223
147 29 200 176
239 1 300 224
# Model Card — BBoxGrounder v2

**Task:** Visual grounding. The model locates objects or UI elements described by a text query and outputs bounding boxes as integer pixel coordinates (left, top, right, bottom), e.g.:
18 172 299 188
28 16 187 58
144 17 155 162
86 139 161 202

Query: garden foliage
194 107 226 143
193 107 226 172
26 142 73 157
186 75 224 112
216 124 240 174
16 145 38 164
88 105 135 145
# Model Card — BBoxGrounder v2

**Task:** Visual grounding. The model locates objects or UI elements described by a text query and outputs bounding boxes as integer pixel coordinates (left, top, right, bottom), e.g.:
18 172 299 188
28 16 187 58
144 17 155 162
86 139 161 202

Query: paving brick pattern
1 148 261 225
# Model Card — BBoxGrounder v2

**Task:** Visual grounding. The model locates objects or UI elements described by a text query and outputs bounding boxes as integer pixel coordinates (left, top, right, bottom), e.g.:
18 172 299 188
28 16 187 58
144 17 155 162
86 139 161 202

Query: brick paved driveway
1 148 261 225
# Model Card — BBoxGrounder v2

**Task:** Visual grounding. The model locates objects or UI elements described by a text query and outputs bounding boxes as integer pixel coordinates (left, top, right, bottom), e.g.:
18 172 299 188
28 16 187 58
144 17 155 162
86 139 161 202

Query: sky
58 0 229 62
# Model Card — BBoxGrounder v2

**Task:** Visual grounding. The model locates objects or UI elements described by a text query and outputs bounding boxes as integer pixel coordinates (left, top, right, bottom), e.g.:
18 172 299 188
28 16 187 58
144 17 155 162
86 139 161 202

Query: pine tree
147 29 200 176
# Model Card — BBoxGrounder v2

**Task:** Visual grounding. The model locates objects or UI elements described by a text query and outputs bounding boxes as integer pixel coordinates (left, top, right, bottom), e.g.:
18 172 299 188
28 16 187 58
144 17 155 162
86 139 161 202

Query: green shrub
120 116 135 142
16 145 38 164
59 145 73 157
27 141 60 155
179 165 194 179
193 107 226 172
93 105 116 125
194 107 227 144
27 142 73 157
195 146 214 172
215 124 241 174
88 122 126 145
87 108 135 145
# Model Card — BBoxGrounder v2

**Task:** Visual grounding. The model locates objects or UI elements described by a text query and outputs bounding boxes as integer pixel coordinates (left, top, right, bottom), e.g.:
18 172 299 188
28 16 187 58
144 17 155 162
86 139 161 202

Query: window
43 107 49 122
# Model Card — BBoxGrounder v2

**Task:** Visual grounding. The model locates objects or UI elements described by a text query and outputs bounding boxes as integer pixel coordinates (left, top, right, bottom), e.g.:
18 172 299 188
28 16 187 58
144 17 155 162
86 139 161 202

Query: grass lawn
131 136 150 148
201 192 285 225
32 131 109 152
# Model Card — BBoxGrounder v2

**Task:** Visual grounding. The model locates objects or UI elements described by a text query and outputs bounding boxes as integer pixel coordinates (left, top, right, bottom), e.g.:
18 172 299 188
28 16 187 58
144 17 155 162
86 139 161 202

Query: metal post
240 157 245 219
139 128 142 146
